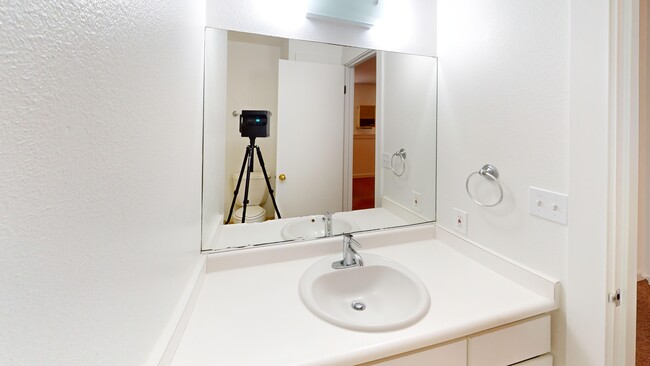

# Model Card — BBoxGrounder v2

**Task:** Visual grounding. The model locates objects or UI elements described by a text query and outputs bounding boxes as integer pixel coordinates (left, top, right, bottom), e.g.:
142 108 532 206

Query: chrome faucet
332 234 364 269
322 211 333 237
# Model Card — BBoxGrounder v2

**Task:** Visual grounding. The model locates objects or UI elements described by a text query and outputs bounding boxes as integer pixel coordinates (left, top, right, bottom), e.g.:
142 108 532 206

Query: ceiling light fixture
306 0 384 29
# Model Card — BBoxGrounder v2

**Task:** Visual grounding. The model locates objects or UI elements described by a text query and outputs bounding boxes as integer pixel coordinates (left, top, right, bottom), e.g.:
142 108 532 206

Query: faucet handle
344 233 361 248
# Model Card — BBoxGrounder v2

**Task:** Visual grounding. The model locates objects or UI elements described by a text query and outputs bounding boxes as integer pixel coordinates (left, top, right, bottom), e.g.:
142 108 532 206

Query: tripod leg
255 145 282 219
241 144 255 223
226 145 250 224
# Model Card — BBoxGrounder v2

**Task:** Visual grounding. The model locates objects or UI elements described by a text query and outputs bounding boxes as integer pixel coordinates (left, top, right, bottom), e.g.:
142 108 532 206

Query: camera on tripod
240 110 271 138
227 110 281 224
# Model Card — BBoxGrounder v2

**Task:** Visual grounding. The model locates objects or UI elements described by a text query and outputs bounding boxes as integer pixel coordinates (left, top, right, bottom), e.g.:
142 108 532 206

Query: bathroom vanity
169 225 558 365
362 315 552 366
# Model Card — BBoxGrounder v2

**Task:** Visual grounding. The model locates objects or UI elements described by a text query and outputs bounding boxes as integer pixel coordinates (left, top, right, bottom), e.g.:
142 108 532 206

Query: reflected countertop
213 207 409 251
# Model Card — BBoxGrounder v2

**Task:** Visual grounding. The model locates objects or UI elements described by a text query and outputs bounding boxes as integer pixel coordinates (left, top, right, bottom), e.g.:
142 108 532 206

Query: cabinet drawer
468 315 550 366
515 353 553 366
362 339 467 366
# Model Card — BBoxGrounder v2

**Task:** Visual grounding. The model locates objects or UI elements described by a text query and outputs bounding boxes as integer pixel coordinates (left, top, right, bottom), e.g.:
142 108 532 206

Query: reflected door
276 60 345 218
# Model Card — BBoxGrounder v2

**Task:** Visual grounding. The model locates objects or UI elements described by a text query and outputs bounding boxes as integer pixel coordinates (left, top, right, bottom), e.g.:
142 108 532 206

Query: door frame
609 1 639 365
567 1 639 365
343 50 378 211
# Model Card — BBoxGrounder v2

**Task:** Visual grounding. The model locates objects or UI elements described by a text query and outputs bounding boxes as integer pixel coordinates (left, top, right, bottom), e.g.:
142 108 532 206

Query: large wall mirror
202 27 437 252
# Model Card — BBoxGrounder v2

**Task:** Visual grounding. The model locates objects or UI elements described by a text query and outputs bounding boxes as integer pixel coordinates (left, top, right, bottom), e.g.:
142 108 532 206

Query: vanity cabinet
468 314 550 366
365 315 551 366
514 354 553 366
362 339 467 366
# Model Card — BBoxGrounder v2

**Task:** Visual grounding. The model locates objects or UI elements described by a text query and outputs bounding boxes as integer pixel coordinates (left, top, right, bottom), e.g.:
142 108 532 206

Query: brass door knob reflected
279 174 286 181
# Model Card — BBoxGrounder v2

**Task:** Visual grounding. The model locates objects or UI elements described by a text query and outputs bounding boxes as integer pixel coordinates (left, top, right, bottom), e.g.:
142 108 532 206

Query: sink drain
351 300 366 311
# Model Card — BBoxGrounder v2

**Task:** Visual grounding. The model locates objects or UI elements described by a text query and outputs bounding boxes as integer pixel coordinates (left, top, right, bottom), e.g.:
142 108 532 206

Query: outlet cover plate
529 186 568 224
412 191 421 212
453 208 468 235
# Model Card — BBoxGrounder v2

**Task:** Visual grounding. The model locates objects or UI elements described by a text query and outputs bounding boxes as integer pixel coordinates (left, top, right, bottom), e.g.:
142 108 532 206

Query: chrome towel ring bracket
391 148 407 177
465 164 504 207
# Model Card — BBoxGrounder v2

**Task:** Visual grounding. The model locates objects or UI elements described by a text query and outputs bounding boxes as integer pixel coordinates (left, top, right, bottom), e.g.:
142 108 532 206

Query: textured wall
437 0 569 281
0 1 205 364
203 28 228 248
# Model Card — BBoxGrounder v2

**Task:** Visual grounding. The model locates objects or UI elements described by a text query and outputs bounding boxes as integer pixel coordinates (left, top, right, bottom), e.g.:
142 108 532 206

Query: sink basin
281 216 360 240
298 253 431 332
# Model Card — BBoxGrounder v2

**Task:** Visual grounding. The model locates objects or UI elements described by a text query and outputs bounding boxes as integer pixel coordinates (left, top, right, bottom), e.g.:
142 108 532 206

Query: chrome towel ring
465 164 504 207
391 148 407 177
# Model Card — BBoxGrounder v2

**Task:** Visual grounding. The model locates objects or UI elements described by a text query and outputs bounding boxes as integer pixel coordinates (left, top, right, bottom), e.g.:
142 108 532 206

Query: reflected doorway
351 55 377 210
638 1 650 364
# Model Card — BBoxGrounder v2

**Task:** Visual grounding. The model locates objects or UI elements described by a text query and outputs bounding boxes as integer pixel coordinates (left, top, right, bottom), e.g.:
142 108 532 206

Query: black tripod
226 137 281 224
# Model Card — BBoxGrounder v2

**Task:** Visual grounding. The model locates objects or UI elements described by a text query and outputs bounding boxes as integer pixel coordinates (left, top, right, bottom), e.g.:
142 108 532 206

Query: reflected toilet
231 171 268 224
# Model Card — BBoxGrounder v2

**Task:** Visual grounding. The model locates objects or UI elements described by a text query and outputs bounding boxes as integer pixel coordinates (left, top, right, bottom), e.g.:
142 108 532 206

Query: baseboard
153 256 206 366
638 272 650 283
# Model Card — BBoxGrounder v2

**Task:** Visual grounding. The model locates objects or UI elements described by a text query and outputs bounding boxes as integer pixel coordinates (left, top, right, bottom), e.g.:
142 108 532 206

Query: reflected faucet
332 234 364 269
322 211 333 237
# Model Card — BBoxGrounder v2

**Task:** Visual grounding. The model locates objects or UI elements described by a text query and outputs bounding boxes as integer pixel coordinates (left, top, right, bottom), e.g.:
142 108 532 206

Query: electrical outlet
382 153 391 169
411 191 421 211
454 208 468 235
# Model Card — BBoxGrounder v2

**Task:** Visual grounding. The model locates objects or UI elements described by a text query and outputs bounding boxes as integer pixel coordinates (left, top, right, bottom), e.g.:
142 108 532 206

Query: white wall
436 0 569 364
379 52 438 221
203 28 228 248
206 0 436 56
437 0 569 282
0 1 205 364
287 39 343 64
354 83 376 113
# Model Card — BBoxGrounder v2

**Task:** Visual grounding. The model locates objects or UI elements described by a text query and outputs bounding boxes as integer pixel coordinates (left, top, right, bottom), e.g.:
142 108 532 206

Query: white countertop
214 207 410 250
171 226 558 366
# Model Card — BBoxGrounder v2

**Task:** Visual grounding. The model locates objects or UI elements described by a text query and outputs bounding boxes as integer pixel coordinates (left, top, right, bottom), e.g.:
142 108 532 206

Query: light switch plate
529 186 568 224
382 153 390 169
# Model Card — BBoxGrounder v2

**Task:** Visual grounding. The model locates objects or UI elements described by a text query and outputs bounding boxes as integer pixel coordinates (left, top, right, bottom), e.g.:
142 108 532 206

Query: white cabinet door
365 339 467 366
468 315 551 366
364 315 551 366
516 354 553 366
276 59 345 218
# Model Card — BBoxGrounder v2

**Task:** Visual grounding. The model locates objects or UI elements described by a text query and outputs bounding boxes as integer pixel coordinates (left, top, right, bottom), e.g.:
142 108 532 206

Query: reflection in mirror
202 27 437 251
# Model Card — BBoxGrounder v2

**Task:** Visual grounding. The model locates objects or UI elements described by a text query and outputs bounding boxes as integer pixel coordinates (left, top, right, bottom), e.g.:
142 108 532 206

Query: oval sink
281 216 359 240
298 253 430 332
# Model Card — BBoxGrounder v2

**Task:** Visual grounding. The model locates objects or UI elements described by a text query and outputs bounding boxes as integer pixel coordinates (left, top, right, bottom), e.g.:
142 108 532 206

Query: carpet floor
638 280 650 365
353 177 375 210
